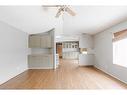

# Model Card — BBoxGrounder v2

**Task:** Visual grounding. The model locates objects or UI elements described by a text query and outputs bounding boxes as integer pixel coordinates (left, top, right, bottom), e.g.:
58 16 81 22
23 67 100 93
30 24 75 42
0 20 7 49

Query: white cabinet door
40 35 51 48
43 56 49 65
79 54 94 66
28 55 37 68
46 35 51 48
40 36 46 48
29 35 41 48
29 34 52 48
28 55 53 68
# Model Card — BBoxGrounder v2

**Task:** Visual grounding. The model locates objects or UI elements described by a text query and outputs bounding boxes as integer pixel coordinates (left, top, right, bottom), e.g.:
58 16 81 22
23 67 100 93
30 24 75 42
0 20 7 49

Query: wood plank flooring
0 59 127 89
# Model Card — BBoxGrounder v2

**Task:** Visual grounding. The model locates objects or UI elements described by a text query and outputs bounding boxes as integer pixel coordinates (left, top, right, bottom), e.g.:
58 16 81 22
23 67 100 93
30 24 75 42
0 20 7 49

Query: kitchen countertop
29 53 53 56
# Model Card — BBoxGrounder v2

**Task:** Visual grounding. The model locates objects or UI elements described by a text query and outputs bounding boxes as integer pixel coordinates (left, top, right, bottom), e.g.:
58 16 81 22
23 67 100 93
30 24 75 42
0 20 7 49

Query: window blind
113 29 127 42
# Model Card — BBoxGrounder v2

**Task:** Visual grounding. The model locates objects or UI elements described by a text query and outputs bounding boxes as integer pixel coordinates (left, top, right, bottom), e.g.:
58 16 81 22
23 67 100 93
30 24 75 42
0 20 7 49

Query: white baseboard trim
28 67 54 69
79 64 93 66
94 65 127 84
0 68 28 85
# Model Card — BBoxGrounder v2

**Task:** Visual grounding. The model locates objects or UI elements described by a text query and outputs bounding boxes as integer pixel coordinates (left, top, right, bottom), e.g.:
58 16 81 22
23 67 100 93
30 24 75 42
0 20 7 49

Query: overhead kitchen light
80 48 87 54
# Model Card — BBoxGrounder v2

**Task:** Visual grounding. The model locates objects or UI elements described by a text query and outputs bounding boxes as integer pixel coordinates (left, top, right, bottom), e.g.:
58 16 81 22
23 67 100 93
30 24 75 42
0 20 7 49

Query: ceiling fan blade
55 8 63 18
65 7 76 16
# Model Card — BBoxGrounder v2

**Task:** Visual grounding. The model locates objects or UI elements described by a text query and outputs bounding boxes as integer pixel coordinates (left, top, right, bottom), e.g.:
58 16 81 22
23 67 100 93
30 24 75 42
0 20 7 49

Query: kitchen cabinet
40 35 51 48
28 29 56 69
29 35 41 48
28 54 53 69
29 34 52 48
62 41 79 59
79 54 94 66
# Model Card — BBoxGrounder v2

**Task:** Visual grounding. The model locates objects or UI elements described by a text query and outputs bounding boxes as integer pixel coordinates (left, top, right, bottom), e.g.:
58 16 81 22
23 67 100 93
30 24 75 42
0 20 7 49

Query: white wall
94 20 127 83
79 34 93 48
0 21 29 84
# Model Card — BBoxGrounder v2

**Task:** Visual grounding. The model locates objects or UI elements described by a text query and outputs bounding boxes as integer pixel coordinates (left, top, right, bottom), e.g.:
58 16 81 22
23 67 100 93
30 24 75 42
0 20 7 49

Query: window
113 29 127 67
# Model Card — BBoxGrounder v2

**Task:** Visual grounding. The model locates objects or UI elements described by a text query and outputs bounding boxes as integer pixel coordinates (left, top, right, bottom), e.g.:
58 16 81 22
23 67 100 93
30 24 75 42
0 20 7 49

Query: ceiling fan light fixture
42 5 76 18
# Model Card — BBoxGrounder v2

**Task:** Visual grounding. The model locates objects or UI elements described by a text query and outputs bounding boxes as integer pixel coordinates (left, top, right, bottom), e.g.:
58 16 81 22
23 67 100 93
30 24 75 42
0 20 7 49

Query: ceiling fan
42 5 76 18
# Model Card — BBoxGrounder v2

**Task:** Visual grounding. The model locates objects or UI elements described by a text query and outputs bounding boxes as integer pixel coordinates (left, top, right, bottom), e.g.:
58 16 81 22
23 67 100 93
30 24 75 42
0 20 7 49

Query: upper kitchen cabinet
29 32 52 48
79 34 93 48
40 35 51 48
29 35 41 48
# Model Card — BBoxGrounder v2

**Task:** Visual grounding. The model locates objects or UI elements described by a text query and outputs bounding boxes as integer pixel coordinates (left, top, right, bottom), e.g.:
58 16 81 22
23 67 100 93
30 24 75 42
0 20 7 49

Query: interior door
56 44 62 58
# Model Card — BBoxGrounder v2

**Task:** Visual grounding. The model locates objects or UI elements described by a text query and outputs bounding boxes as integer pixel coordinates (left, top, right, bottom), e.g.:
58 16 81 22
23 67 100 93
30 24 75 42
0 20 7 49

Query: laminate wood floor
0 59 127 89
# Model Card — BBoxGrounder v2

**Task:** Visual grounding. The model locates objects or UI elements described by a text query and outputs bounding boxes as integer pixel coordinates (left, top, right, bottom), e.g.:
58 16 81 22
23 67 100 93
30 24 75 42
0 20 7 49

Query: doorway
56 43 63 58
56 42 79 68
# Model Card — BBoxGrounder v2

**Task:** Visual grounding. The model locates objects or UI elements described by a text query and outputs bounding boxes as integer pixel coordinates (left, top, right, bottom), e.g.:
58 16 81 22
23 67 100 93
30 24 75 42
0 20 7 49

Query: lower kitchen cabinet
28 54 53 69
79 54 94 66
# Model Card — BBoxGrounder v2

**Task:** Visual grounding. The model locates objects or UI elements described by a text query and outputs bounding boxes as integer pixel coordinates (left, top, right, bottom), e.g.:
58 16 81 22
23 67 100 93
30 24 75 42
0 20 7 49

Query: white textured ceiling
0 6 127 36
0 6 63 35
63 6 127 35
